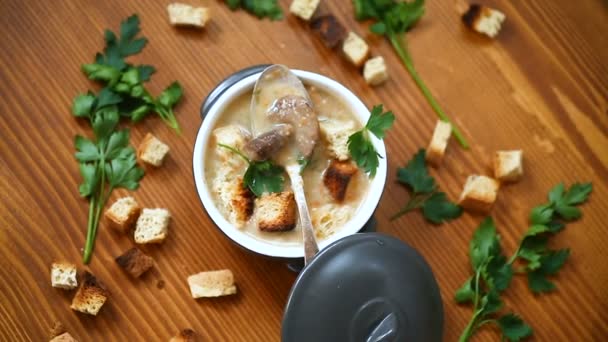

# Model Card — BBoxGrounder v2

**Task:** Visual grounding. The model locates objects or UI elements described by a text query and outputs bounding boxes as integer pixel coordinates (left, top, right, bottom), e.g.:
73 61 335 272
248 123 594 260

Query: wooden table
1 1 606 341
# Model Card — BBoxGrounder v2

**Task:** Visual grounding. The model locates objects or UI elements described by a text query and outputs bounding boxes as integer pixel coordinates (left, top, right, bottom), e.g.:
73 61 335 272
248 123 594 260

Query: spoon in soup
244 65 320 265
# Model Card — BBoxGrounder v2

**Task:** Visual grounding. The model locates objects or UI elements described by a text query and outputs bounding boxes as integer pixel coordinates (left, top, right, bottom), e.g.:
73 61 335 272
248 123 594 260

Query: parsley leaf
456 182 592 341
497 314 533 342
352 0 469 148
224 0 283 20
96 15 148 70
348 105 394 177
218 143 285 197
391 149 461 223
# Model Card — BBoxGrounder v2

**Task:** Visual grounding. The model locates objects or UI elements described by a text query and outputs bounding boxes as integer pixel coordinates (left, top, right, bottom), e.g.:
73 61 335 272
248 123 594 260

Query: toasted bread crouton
458 175 500 212
363 56 388 86
319 119 357 161
426 121 452 167
187 270 237 298
311 203 354 240
105 196 141 233
213 125 251 170
50 332 78 342
138 133 170 167
323 160 358 202
70 271 108 316
115 248 154 278
167 3 210 27
310 15 347 48
462 4 506 38
256 192 297 232
494 150 523 182
49 321 67 339
170 329 196 342
342 32 370 67
290 0 320 20
231 179 255 224
134 208 171 244
51 262 78 290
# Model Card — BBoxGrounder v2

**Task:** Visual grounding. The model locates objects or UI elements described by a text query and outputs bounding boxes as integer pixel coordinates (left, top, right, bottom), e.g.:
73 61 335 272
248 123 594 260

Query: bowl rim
192 69 388 258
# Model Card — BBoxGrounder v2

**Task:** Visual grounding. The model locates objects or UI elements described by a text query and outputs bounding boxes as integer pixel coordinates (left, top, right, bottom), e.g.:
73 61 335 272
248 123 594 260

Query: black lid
282 233 443 342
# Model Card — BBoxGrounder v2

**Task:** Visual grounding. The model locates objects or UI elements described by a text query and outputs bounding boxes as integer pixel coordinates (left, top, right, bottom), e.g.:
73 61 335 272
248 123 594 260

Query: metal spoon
248 65 320 265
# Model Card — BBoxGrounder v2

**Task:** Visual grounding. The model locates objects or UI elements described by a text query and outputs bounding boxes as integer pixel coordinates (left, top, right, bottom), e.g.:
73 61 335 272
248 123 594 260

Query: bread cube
138 133 170 167
51 262 78 290
104 196 141 233
167 3 210 27
289 0 320 21
363 56 388 86
323 160 358 202
187 270 237 298
319 119 357 161
462 4 506 38
70 271 108 316
458 175 500 212
170 329 196 342
310 15 347 48
342 32 370 67
426 120 452 167
49 321 67 340
494 150 523 182
50 332 78 342
256 192 297 232
134 208 171 244
311 203 354 240
115 248 154 278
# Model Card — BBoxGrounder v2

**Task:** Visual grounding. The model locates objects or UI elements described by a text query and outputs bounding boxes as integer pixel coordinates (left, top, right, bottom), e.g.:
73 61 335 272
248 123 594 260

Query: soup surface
204 85 370 246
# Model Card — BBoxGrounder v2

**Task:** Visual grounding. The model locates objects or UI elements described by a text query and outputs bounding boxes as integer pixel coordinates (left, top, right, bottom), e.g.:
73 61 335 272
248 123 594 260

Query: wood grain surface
1 1 607 341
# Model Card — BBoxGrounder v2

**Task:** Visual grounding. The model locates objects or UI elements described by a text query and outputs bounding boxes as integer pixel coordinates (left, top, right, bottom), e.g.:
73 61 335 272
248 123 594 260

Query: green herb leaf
72 93 96 118
77 163 99 197
348 131 380 177
396 149 435 193
469 217 500 270
480 289 502 315
365 104 395 139
484 255 513 292
96 15 148 70
75 136 101 162
497 314 533 342
529 204 553 225
244 160 285 196
136 64 156 82
421 192 462 223
454 277 475 304
527 249 570 293
105 148 144 189
224 0 283 20
96 88 123 109
158 81 183 108
548 182 592 220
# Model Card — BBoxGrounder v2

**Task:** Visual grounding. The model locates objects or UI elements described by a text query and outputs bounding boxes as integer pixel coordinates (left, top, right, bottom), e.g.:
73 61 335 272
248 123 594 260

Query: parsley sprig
79 15 183 132
456 182 592 341
347 104 395 177
390 149 462 223
73 90 144 264
353 0 469 148
225 0 283 20
218 144 285 197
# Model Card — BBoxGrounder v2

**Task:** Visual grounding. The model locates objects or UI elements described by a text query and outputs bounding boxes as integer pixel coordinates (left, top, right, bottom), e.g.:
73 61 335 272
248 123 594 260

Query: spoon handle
286 164 319 265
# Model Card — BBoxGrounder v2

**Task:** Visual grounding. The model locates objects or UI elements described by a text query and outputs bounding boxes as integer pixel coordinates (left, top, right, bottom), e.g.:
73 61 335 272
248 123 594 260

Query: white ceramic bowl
193 69 387 259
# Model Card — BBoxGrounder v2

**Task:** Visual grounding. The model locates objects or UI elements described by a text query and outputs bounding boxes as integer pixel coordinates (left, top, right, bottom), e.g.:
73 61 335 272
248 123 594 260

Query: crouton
319 119 357 161
51 262 78 290
138 133 170 167
50 332 78 342
290 0 320 21
323 160 358 202
167 3 210 27
104 196 141 233
462 4 506 38
494 150 523 182
342 32 370 67
256 192 297 232
311 203 354 240
49 321 67 339
134 208 171 244
170 329 196 342
310 15 347 48
70 271 108 316
213 125 251 170
426 120 452 167
363 56 388 86
115 248 154 278
187 270 237 298
458 175 500 212
231 179 255 224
